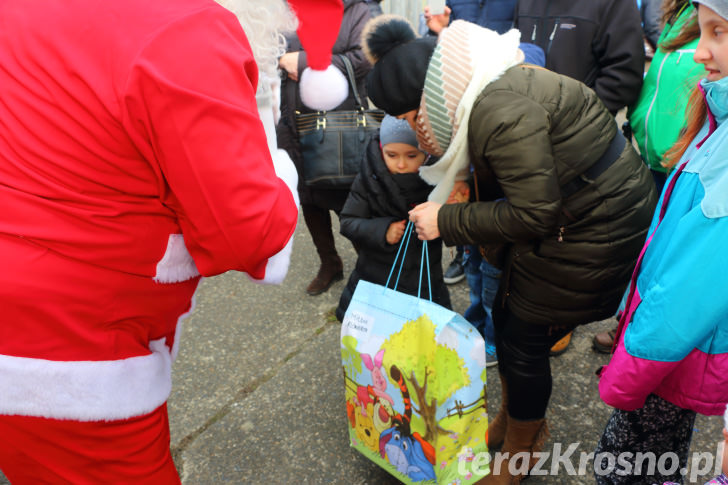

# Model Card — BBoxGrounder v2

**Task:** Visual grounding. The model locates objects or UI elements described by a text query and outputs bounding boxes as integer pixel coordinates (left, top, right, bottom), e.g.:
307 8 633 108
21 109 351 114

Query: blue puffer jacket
448 0 516 34
424 1 546 66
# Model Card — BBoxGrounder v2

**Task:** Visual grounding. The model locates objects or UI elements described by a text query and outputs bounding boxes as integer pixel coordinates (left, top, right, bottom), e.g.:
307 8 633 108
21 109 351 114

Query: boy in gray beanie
335 115 451 321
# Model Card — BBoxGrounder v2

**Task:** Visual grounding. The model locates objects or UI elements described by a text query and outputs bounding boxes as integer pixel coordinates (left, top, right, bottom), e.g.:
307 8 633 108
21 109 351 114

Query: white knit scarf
417 22 523 203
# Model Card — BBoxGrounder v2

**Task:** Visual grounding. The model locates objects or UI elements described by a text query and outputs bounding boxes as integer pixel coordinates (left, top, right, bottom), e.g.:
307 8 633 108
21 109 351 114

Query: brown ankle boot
487 376 508 449
479 416 550 484
306 256 343 295
592 327 617 354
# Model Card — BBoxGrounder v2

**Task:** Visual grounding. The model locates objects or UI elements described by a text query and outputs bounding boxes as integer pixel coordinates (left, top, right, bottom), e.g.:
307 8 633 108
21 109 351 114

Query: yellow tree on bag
380 315 471 442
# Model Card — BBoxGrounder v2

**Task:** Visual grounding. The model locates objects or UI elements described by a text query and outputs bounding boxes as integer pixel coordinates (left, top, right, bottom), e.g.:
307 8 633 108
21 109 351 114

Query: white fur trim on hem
0 339 172 421
0 298 197 422
171 293 196 361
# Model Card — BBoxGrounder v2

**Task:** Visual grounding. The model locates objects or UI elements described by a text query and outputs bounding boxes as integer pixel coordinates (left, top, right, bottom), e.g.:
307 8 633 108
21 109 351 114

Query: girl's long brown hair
657 0 706 168
659 0 700 52
662 85 707 168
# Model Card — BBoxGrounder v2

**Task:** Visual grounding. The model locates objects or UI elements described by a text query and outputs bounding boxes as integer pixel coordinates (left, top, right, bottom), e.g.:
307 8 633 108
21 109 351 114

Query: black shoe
443 256 465 284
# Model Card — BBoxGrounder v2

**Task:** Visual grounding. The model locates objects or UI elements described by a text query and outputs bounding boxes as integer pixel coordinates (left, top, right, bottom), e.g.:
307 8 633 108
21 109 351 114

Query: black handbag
295 55 384 189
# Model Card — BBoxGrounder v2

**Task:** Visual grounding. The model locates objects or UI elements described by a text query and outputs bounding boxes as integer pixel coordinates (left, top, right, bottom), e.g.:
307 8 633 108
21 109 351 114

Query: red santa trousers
0 404 180 484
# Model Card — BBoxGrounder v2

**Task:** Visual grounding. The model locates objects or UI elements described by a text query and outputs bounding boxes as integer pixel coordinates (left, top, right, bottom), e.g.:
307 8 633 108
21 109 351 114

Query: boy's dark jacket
336 138 451 322
514 0 645 113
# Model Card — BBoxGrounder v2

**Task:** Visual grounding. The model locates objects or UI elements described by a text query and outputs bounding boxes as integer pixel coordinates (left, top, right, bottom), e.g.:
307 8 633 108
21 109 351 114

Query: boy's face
695 4 728 82
382 142 426 174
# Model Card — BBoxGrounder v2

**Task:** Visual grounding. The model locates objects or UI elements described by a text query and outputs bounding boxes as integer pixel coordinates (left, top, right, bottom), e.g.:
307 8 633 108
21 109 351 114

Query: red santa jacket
0 0 297 421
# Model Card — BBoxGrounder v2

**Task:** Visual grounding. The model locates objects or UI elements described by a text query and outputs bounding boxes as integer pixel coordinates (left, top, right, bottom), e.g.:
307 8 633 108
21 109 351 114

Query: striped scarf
416 21 523 203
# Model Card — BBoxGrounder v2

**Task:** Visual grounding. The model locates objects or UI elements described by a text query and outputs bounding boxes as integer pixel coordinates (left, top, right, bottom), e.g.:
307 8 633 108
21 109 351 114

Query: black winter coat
336 139 451 321
438 65 657 326
514 0 645 113
276 0 372 210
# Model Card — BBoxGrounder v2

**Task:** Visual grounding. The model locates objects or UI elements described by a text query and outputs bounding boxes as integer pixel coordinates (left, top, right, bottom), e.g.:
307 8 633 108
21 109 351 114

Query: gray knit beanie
693 0 728 20
379 115 419 148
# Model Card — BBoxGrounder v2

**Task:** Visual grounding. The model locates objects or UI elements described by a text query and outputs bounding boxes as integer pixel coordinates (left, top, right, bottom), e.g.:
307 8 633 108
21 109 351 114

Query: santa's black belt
560 132 626 199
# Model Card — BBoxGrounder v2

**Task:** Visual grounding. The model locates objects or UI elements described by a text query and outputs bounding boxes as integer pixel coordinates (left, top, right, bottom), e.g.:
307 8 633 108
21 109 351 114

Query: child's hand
446 180 470 204
386 220 407 245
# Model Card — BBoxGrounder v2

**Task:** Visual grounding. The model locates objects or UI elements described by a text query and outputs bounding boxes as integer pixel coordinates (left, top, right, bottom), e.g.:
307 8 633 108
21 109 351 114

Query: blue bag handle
384 220 432 302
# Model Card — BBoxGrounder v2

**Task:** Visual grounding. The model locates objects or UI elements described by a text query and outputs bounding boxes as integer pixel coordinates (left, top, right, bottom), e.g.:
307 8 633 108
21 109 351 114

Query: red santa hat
287 0 349 111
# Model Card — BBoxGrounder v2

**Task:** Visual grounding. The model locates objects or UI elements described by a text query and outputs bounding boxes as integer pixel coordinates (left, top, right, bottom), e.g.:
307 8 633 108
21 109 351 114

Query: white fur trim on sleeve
299 65 349 111
154 234 200 283
249 148 299 285
248 235 294 285
249 96 299 285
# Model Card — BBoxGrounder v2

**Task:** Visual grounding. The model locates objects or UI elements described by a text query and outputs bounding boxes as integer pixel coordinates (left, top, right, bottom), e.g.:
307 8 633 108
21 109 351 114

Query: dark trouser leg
493 302 572 420
302 204 338 262
594 394 696 484
302 204 343 295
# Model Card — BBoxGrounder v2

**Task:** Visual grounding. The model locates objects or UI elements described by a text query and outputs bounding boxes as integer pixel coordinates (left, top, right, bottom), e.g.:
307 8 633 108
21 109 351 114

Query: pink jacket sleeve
121 7 297 279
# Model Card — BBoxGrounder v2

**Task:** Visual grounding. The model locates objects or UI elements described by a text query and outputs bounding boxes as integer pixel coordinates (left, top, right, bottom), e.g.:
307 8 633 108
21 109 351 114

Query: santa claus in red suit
0 0 347 482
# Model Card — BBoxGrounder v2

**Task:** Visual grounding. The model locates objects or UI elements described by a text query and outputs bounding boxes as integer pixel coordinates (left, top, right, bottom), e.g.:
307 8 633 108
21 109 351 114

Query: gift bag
341 225 489 484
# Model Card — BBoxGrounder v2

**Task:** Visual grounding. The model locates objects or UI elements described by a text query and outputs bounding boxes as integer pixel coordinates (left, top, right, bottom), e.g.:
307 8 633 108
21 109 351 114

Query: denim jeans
463 245 501 351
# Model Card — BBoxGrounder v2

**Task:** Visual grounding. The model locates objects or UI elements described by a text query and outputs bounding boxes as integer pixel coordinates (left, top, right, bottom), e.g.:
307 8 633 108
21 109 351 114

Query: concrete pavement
1 213 723 484
164 213 725 484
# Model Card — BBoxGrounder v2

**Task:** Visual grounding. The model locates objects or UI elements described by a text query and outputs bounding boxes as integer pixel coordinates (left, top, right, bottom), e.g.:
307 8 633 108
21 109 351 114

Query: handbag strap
337 54 365 109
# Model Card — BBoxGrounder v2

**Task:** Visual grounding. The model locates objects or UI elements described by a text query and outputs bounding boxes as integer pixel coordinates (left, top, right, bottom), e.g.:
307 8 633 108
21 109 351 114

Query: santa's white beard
215 0 297 83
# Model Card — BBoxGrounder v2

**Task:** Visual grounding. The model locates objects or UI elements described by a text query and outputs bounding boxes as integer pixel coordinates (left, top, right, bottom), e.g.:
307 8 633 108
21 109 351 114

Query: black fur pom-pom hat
362 15 437 116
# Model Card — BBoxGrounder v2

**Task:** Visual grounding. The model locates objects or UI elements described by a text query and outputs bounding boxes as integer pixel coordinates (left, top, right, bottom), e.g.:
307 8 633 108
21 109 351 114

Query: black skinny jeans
493 297 575 420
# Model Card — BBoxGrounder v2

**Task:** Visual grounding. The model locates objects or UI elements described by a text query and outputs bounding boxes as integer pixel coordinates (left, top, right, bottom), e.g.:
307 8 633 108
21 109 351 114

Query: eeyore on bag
341 223 489 484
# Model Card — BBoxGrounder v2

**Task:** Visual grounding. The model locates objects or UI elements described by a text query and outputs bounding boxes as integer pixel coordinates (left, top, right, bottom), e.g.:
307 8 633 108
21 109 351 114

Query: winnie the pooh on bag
342 275 489 484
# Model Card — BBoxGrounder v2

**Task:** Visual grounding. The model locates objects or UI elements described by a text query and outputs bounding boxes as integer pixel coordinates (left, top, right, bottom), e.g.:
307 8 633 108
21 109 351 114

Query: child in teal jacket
596 0 728 482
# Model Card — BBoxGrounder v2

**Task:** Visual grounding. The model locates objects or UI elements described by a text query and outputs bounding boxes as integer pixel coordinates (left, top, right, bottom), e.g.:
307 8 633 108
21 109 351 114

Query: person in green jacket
630 0 704 193
363 15 657 484
592 0 705 354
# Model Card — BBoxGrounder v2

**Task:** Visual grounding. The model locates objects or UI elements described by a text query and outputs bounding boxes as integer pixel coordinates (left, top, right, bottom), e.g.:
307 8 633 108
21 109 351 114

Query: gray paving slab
167 220 346 450
177 324 401 484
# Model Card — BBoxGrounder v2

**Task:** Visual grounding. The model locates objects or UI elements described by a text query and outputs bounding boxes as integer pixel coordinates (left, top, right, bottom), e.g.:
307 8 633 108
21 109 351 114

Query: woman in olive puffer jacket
363 15 657 484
